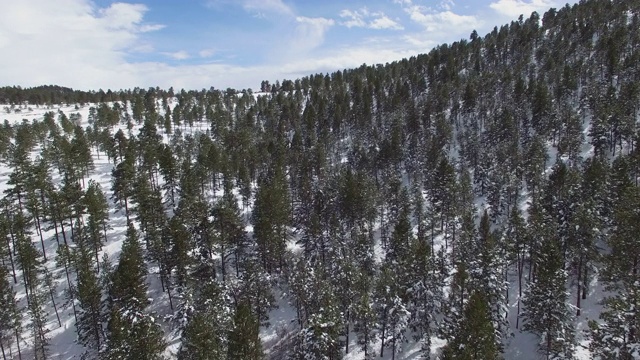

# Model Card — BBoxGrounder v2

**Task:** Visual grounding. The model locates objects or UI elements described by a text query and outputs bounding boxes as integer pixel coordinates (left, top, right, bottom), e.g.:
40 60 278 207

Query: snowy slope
0 101 609 359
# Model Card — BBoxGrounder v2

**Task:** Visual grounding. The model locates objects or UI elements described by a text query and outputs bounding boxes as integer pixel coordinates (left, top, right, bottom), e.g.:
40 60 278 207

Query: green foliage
227 302 263 360
441 292 499 360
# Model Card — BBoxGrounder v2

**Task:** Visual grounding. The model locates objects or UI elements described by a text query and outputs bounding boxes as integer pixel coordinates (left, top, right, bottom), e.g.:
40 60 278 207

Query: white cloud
369 15 403 30
99 3 146 30
291 16 335 54
339 9 367 28
395 0 481 39
339 8 403 30
0 0 579 93
199 49 216 58
241 0 293 16
140 24 166 32
489 0 555 18
163 50 190 60
439 0 455 11
0 0 164 90
131 43 155 53
408 8 480 32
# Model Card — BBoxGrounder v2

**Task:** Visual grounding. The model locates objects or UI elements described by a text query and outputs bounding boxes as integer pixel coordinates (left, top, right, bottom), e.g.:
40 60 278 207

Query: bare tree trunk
582 264 588 300
50 286 62 328
15 329 22 360
380 310 387 358
576 255 583 316
35 214 47 261
5 235 17 283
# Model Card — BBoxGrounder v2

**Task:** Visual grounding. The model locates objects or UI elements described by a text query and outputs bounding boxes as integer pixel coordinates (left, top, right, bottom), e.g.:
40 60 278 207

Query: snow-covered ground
0 101 607 359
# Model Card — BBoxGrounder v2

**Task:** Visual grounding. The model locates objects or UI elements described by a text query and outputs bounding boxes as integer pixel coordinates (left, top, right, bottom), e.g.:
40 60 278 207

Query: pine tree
470 210 508 353
237 255 276 328
73 223 105 357
227 301 263 360
521 236 574 359
374 264 408 360
212 182 247 282
84 181 110 267
14 217 49 360
589 169 640 359
352 277 376 360
111 142 136 221
104 222 166 359
71 124 95 183
291 275 343 360
178 280 231 360
0 265 20 359
441 291 499 360
407 234 438 357
252 168 290 274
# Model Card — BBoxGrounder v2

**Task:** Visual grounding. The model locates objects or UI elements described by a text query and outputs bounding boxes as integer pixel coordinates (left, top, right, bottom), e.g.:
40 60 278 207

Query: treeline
0 0 639 359
0 86 186 107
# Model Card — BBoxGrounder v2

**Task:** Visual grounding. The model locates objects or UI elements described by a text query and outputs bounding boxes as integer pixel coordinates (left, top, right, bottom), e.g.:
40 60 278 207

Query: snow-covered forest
0 0 639 359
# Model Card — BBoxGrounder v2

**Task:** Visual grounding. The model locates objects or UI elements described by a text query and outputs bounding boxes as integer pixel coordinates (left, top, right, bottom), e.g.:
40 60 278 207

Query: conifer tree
84 181 110 266
71 124 95 184
374 264 408 359
212 181 247 282
178 280 231 360
111 142 136 221
407 234 439 357
252 168 290 274
352 275 376 360
471 210 508 352
14 216 49 360
0 265 20 359
589 167 640 359
521 235 574 359
441 291 499 360
105 222 165 359
227 301 263 360
291 274 343 360
73 223 105 357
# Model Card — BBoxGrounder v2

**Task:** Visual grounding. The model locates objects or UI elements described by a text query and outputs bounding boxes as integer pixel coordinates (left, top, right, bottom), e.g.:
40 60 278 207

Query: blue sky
0 0 577 91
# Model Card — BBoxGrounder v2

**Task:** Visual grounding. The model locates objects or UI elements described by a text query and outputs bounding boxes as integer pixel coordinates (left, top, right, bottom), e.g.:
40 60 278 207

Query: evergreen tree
178 280 231 360
104 222 166 359
521 235 574 359
85 181 110 266
73 224 105 357
227 301 263 360
589 168 640 359
252 168 290 274
14 219 49 360
352 277 376 360
291 274 343 360
441 291 499 360
0 265 20 359
212 182 247 282
470 210 508 352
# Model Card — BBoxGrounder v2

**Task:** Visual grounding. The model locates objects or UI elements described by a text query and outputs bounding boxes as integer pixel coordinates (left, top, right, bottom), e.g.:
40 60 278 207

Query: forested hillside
1 0 639 359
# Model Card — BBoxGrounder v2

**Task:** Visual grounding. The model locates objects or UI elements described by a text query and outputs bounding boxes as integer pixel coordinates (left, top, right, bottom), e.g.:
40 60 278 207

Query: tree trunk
50 286 62 327
220 221 226 283
380 310 386 357
344 315 349 354
516 252 523 329
576 255 582 316
15 329 22 360
59 218 70 247
582 264 588 300
6 235 17 283
35 214 47 261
